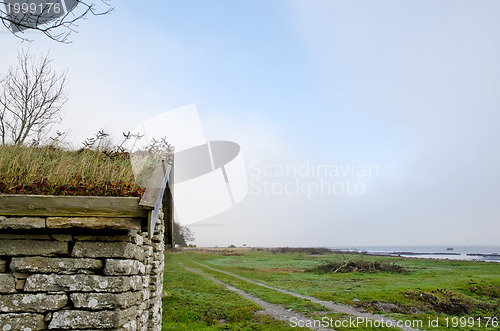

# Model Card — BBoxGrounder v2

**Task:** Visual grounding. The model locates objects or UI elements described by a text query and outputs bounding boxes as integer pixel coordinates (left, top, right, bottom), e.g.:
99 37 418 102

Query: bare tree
0 0 113 43
0 49 67 145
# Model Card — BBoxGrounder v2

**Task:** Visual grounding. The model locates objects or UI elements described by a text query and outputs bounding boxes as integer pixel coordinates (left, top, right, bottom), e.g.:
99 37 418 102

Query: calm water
330 246 500 263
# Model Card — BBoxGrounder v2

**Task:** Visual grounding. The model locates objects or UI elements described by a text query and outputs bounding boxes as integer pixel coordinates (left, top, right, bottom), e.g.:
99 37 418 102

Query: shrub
306 260 406 274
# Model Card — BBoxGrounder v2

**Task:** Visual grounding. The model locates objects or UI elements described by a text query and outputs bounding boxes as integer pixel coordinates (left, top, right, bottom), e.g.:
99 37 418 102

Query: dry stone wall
0 210 165 330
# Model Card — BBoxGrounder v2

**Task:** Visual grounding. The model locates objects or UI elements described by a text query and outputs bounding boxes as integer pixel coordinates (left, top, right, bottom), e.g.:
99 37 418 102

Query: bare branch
0 0 113 43
0 48 67 145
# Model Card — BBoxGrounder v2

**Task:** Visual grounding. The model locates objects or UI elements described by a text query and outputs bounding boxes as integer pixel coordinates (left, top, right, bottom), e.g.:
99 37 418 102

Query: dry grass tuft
0 144 157 196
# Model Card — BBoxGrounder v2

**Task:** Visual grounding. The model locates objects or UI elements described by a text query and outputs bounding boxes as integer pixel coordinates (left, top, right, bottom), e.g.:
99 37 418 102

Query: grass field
162 248 500 330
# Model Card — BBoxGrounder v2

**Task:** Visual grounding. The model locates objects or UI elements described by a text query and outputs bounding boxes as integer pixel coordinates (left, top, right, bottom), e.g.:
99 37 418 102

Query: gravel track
181 263 332 330
194 262 421 331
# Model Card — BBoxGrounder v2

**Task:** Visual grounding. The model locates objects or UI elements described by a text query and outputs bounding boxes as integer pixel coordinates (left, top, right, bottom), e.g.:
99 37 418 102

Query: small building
0 164 173 330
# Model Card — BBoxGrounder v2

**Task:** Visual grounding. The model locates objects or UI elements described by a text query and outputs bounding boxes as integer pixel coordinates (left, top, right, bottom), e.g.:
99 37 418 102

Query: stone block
0 313 45 330
151 260 163 269
148 301 162 331
48 307 136 329
0 259 6 273
0 217 45 229
47 217 141 230
131 233 144 246
149 274 163 287
0 293 67 313
74 234 131 242
104 259 145 275
149 286 162 300
153 229 164 237
137 310 149 331
50 234 72 241
72 241 144 260
141 234 151 246
70 291 143 309
12 272 29 279
143 246 153 258
0 240 68 256
141 289 150 301
11 257 103 274
153 222 164 234
128 230 140 236
121 319 137 331
15 278 25 290
142 276 150 289
151 267 163 276
24 274 144 292
152 252 164 263
151 234 162 243
0 273 16 293
151 242 163 252
0 234 51 240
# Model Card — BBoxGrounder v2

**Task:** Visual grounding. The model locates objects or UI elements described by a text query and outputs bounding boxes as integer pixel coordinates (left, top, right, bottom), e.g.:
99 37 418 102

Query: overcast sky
2 0 500 247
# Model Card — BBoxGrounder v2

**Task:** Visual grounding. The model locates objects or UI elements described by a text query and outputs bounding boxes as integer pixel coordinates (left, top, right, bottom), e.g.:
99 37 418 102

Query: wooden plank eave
0 194 148 217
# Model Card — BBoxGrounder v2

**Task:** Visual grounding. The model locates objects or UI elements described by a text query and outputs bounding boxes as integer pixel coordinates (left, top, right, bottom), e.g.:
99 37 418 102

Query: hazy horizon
2 1 500 247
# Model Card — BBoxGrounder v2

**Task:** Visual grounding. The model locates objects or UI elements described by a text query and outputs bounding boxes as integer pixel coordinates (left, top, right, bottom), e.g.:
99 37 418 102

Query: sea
330 246 500 263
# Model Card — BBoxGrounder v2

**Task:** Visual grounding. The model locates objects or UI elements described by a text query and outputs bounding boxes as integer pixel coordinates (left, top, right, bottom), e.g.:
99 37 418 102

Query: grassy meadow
162 248 500 330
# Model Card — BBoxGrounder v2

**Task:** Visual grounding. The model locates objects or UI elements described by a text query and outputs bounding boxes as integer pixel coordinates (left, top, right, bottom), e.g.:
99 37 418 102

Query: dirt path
181 263 332 331
195 262 420 331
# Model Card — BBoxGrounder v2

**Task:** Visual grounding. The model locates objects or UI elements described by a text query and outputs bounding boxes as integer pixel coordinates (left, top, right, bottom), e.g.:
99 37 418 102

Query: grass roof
0 144 147 196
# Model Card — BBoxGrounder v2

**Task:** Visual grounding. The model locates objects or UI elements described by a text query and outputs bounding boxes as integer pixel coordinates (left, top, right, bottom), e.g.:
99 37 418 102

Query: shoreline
339 249 500 263
182 246 500 263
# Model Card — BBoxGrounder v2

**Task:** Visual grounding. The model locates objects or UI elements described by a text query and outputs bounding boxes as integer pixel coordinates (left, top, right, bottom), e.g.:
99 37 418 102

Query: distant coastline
331 246 500 263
